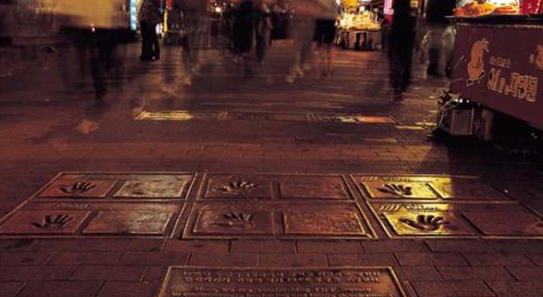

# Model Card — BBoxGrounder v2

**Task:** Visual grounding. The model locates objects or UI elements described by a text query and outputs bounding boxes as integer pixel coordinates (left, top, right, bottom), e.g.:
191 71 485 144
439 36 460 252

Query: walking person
285 0 318 83
139 0 163 61
388 0 416 101
254 0 275 64
313 0 338 78
424 0 456 77
176 0 208 86
232 0 257 77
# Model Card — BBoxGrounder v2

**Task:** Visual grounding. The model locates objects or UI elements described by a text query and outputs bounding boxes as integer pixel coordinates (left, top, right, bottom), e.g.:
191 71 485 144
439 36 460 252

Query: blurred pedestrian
139 0 163 61
176 0 208 86
56 0 128 101
313 0 338 77
232 0 256 76
424 0 456 77
285 0 318 83
388 0 416 101
255 0 275 63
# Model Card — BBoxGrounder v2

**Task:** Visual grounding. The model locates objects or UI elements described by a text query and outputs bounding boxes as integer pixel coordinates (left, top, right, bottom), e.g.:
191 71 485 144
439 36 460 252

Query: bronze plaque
315 114 397 124
157 267 407 297
135 111 217 121
82 211 173 236
205 175 272 199
429 178 509 200
39 176 116 198
0 210 90 235
114 179 189 198
363 181 438 199
192 207 273 235
279 182 349 200
184 202 375 239
463 211 543 236
283 211 367 236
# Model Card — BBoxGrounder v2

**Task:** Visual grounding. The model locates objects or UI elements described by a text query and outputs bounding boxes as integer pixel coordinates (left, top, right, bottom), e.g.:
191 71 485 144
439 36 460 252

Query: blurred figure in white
175 0 208 86
285 0 319 83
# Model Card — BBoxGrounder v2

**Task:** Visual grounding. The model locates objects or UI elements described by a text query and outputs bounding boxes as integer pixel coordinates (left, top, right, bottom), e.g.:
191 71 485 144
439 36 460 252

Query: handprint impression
32 214 73 230
399 214 449 232
59 181 96 194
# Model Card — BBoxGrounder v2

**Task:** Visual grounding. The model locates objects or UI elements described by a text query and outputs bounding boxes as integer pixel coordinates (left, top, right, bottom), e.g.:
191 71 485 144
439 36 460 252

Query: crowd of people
50 0 457 102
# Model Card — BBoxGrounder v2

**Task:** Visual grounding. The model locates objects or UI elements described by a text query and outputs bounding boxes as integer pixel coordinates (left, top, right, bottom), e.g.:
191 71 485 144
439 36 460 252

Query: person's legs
149 24 160 60
140 21 152 60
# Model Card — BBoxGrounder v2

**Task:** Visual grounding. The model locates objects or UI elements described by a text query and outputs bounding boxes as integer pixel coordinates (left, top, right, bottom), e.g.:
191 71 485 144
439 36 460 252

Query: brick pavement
1 43 543 297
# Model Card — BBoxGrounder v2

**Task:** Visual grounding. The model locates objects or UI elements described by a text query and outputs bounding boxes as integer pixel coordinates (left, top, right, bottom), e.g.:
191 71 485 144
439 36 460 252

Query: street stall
337 5 381 50
442 0 543 136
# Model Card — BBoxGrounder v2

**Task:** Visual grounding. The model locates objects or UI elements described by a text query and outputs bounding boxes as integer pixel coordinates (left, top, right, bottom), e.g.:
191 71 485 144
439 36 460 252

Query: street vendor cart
449 15 543 130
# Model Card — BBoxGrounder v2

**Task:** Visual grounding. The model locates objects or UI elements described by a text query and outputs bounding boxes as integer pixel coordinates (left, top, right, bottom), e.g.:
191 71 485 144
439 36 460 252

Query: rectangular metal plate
201 174 352 200
183 202 375 239
35 173 195 201
82 211 173 236
135 111 219 121
0 210 90 235
314 114 397 124
158 267 407 297
371 202 543 239
353 175 512 202
225 112 308 122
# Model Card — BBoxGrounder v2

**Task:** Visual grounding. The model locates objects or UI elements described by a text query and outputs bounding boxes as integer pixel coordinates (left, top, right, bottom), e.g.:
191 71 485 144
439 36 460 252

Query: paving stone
297 240 362 254
394 266 443 281
437 267 476 280
328 253 398 266
144 266 168 282
18 281 103 297
0 265 41 281
470 267 516 281
163 240 230 254
189 253 257 267
231 240 296 254
485 281 529 297
49 252 123 265
71 266 147 281
0 282 26 297
411 281 457 297
0 252 52 265
463 253 535 267
97 239 163 251
259 254 328 267
505 266 543 281
489 241 543 254
97 281 158 297
517 281 543 297
362 240 428 253
425 240 493 253
395 253 468 266
450 280 496 296
33 265 78 281
526 254 543 266
119 252 189 266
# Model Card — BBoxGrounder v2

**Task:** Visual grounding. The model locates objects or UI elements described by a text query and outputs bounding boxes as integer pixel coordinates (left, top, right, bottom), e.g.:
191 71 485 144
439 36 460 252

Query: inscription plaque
157 267 407 297
0 210 90 235
83 211 173 236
